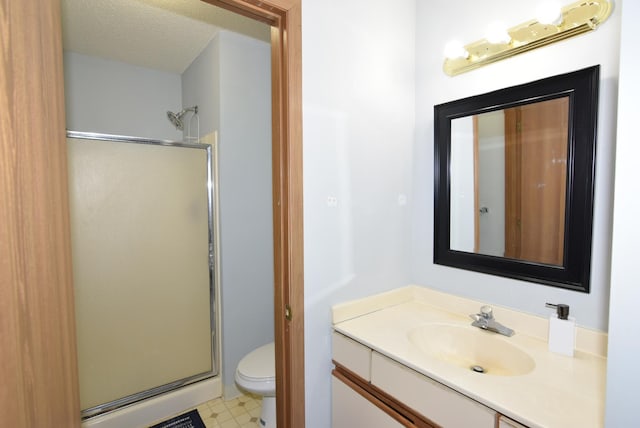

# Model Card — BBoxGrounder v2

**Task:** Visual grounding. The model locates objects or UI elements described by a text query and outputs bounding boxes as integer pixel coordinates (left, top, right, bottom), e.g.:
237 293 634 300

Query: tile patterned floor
192 392 262 428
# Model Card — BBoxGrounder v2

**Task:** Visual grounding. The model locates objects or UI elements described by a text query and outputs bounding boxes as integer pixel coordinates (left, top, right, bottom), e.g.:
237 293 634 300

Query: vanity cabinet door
371 352 496 428
332 374 407 428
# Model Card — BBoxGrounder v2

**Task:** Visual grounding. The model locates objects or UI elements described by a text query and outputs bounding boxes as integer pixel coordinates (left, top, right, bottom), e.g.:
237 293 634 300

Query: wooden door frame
201 1 305 427
1 0 304 426
1 1 81 426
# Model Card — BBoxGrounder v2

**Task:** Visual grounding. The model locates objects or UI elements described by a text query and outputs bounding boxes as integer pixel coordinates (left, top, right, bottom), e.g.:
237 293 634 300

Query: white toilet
235 342 276 428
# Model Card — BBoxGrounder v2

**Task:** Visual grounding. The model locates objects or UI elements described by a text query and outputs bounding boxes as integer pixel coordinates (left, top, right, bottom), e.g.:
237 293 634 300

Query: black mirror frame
434 65 599 293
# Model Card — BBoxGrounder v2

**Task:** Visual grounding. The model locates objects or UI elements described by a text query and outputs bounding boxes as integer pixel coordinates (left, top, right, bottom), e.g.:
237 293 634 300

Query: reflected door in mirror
451 97 569 266
504 98 568 265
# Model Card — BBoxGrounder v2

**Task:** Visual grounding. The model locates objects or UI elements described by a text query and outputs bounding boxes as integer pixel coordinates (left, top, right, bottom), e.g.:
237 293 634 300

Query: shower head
166 106 198 130
167 111 183 129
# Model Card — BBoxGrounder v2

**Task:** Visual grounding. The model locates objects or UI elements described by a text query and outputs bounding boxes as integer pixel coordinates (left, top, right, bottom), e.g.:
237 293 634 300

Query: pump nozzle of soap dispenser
545 303 570 320
545 302 574 356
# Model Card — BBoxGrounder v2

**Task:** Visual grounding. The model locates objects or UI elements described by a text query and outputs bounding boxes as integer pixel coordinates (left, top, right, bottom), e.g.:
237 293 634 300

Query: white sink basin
408 323 535 376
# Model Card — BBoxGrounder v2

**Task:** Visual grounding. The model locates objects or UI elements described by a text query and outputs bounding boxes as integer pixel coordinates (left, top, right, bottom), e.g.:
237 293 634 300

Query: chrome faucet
469 305 514 337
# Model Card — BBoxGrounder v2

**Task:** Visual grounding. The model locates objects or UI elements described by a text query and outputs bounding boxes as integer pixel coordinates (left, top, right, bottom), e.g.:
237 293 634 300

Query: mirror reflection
450 97 569 266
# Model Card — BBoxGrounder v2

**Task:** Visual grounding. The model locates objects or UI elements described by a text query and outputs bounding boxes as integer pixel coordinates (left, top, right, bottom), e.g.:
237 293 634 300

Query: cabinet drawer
371 352 496 428
498 415 528 428
332 332 372 381
332 374 406 428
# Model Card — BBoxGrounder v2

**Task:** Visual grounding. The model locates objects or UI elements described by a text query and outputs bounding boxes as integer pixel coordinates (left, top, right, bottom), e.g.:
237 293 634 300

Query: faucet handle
480 305 493 319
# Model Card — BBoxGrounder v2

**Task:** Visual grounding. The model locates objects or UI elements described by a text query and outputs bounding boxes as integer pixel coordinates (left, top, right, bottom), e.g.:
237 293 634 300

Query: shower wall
63 51 183 141
181 39 219 138
182 31 274 396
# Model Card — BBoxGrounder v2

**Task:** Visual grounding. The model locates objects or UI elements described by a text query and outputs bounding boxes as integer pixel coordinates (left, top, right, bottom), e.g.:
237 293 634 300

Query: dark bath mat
148 409 206 428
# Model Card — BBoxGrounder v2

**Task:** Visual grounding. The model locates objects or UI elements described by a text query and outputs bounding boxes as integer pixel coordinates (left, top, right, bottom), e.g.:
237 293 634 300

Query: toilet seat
235 342 275 394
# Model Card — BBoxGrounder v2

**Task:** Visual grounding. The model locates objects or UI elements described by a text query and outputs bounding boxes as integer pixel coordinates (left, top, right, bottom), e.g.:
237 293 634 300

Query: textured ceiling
61 0 270 74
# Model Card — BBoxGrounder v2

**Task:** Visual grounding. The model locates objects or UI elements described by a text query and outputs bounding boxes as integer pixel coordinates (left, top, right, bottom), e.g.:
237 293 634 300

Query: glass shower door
66 133 217 418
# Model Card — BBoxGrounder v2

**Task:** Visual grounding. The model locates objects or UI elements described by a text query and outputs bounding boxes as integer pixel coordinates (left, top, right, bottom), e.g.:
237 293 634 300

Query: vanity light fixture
443 0 612 76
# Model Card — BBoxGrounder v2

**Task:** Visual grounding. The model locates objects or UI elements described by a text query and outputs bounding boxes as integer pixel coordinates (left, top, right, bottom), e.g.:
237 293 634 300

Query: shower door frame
66 131 221 419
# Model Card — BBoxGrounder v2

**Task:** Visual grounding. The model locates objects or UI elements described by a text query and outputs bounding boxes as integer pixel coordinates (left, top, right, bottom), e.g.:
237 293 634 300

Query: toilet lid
237 342 275 382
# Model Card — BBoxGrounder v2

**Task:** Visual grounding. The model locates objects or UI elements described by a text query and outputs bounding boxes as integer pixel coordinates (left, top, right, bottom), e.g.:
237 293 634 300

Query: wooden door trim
1 0 81 426
203 2 304 427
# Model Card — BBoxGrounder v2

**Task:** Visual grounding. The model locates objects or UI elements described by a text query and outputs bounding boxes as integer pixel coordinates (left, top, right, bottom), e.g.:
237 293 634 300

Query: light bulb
485 21 511 44
444 40 469 60
536 2 563 25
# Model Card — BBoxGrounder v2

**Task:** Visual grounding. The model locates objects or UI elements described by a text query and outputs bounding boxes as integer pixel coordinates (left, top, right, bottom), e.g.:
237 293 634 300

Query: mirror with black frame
434 65 599 292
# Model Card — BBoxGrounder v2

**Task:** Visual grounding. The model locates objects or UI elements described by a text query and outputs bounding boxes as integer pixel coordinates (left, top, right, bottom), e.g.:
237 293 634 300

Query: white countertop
332 286 607 428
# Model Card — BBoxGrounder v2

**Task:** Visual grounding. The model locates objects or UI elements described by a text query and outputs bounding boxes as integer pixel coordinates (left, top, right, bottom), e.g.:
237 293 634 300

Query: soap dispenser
545 303 575 357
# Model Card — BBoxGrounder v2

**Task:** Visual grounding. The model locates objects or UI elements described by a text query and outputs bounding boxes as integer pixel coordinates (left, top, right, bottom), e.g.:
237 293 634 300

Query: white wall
413 0 621 331
605 0 640 424
302 0 416 426
215 31 274 395
63 51 183 140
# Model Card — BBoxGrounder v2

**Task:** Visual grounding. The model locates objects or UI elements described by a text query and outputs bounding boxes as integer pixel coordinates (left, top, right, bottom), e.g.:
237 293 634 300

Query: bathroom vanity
331 286 607 428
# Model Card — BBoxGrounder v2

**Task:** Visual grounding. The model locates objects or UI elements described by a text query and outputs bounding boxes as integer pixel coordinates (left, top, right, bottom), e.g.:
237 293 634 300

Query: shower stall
66 131 220 423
